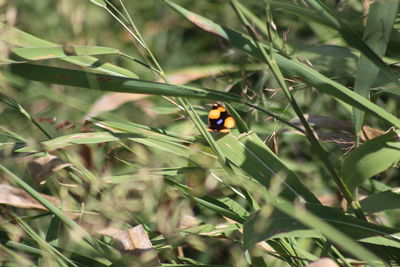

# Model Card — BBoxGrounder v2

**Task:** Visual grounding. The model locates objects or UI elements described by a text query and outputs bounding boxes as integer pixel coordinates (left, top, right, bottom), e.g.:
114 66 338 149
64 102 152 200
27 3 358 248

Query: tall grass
0 0 399 266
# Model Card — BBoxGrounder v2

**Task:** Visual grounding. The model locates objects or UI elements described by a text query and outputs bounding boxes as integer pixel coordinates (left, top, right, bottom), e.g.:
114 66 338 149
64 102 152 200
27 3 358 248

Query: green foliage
0 0 399 266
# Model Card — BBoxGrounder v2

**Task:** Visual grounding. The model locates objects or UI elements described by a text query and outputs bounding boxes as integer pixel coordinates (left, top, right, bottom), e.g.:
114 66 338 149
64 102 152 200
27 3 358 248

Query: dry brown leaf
360 125 385 142
27 155 72 185
179 214 200 229
98 225 161 267
267 131 279 155
0 184 60 210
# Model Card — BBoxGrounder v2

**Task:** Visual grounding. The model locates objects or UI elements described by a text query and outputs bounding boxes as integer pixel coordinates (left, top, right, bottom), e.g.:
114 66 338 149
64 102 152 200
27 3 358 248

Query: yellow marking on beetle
208 109 221 119
224 116 236 128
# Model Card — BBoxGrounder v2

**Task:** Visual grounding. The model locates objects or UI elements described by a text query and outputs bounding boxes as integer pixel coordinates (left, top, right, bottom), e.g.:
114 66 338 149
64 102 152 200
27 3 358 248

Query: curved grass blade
360 191 400 214
0 22 137 78
1 46 121 64
342 129 400 194
164 0 400 128
93 120 196 142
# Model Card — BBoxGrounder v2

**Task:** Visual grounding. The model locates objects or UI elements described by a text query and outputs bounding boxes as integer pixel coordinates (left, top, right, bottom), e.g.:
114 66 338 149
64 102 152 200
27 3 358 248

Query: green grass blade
9 63 241 102
89 0 106 8
342 129 400 194
2 46 121 64
0 22 137 78
94 119 196 142
360 191 400 214
353 1 398 136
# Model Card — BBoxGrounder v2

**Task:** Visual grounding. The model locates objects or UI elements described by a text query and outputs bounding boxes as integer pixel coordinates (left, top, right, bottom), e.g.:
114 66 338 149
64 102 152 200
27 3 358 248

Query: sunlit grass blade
1 46 121 64
93 119 195 142
0 22 138 78
245 202 400 247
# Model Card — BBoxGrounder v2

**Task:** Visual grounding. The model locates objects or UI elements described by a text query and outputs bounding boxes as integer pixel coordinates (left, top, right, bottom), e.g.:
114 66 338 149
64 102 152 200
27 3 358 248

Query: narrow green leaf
268 1 335 26
89 0 107 8
16 132 144 151
0 22 137 78
181 223 240 236
1 46 120 64
218 197 250 218
360 191 400 214
342 129 400 194
94 120 194 143
9 63 241 102
354 1 398 135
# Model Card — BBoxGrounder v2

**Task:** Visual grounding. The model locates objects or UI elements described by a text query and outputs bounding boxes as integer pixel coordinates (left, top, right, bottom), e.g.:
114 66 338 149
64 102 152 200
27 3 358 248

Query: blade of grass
0 22 138 78
342 129 400 195
353 1 398 141
9 63 242 102
1 46 119 64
